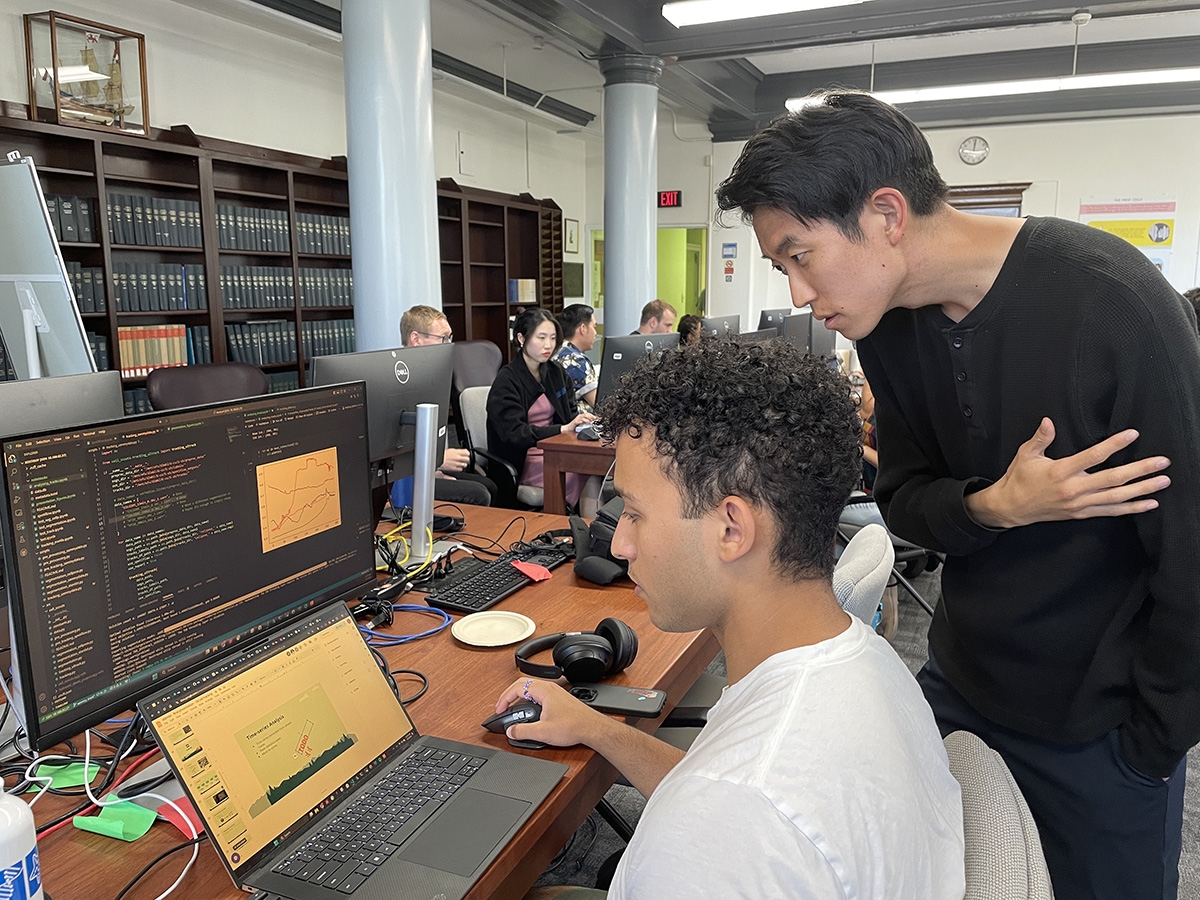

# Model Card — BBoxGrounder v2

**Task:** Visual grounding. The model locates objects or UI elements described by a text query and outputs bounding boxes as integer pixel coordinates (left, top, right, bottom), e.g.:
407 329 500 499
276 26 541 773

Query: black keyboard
421 549 569 614
270 745 487 894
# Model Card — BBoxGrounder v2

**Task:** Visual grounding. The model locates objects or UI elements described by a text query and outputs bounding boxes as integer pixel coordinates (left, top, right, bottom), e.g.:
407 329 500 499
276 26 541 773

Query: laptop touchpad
400 789 531 877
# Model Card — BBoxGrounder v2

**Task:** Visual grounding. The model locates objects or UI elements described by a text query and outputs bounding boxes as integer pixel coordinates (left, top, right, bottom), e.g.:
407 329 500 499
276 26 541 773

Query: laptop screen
140 604 417 881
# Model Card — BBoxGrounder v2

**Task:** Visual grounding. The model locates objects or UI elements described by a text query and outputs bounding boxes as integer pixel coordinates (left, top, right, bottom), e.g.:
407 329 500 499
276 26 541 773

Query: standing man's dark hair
717 91 947 239
719 88 1200 900
1184 288 1200 332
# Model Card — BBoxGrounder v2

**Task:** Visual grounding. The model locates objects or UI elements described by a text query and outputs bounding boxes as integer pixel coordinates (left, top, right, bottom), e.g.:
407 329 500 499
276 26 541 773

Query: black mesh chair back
147 362 271 411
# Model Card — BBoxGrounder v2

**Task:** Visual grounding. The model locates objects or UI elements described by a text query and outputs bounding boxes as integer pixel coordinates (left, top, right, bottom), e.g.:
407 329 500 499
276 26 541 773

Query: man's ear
712 496 756 565
867 187 908 246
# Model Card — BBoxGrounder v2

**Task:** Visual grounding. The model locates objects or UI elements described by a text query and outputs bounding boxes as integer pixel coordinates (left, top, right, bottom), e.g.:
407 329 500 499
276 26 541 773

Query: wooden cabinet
436 179 564 360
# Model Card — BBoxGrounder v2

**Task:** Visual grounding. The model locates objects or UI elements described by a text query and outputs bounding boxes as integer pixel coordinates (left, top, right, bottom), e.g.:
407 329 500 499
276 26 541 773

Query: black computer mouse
481 700 546 749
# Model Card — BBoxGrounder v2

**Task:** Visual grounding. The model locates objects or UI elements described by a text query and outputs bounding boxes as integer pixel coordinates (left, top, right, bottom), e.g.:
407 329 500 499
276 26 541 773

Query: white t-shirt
608 617 965 900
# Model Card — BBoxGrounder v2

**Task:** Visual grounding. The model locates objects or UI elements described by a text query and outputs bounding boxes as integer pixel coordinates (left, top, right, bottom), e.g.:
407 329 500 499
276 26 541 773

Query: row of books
46 195 98 243
299 267 354 307
296 212 351 256
222 318 358 365
115 324 214 378
217 203 291 253
508 278 538 304
123 388 153 415
220 265 297 309
86 332 109 371
66 262 108 313
225 320 298 365
117 324 188 377
268 371 300 392
106 194 204 248
112 263 209 312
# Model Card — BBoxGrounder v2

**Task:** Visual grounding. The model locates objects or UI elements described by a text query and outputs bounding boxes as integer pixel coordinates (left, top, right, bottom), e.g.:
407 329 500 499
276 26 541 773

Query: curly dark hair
715 90 948 240
598 339 862 580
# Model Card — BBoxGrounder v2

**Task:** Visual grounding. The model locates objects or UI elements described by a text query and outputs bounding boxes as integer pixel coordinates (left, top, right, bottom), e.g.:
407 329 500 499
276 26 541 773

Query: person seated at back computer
632 299 676 335
499 339 965 900
398 305 496 507
675 313 702 345
553 304 599 412
487 307 594 508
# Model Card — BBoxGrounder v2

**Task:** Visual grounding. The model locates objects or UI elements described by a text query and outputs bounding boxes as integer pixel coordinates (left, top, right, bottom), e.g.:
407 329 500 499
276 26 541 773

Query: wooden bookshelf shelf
0 113 353 397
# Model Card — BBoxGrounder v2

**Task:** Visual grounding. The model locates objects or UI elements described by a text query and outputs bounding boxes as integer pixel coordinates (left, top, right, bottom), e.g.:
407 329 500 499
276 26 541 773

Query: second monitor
308 343 454 512
596 332 681 403
699 314 740 338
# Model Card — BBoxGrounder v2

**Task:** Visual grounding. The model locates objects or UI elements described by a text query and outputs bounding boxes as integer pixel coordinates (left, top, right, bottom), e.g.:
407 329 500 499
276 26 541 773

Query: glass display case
24 11 148 136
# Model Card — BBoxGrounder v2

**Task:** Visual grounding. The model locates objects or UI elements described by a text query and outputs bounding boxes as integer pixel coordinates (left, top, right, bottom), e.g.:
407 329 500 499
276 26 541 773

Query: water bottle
0 789 42 900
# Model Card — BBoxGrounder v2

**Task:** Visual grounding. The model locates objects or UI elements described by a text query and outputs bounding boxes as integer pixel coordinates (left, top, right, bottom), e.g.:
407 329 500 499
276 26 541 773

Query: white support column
599 55 662 337
342 0 441 351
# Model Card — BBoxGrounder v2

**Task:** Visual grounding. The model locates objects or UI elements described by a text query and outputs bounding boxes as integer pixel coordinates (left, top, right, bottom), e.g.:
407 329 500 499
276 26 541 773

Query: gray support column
599 55 663 338
343 0 441 352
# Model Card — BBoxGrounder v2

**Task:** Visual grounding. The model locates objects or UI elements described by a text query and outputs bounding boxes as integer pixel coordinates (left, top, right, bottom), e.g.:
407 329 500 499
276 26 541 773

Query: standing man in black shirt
716 90 1200 900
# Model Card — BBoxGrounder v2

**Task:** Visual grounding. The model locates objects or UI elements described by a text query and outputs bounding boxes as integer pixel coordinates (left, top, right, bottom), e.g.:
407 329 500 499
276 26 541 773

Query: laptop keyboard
270 745 488 894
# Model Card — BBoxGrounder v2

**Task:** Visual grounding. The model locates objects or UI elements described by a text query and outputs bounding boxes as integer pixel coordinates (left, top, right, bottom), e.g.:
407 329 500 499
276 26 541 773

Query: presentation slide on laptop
146 615 412 872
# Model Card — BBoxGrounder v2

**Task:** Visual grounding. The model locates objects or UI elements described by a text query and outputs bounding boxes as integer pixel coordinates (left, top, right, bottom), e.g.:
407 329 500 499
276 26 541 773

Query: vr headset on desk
569 495 629 585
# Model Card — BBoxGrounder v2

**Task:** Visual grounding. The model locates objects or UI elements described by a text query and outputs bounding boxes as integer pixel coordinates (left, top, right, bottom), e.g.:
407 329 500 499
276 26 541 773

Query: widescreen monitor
308 343 453 500
0 370 124 612
0 383 376 750
699 314 740 338
758 308 792 330
781 313 838 361
596 332 680 403
733 327 779 344
0 157 95 379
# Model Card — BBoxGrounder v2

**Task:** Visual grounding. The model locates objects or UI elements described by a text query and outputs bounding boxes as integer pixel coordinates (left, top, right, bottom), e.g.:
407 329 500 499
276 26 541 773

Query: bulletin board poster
1078 198 1175 277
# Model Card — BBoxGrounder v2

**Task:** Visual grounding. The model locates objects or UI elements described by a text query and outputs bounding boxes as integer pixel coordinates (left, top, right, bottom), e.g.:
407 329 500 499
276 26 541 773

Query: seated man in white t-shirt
497 339 965 900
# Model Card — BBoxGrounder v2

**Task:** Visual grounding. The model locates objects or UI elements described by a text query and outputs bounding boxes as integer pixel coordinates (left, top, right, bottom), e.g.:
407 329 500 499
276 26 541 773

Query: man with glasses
398 305 494 506
401 304 454 346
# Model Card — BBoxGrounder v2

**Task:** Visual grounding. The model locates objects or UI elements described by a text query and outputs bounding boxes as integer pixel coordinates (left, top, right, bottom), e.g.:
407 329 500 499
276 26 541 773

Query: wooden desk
537 432 616 516
32 506 718 900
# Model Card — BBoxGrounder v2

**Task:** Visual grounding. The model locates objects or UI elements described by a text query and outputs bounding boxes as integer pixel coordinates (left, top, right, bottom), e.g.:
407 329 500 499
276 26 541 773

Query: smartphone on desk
570 683 666 718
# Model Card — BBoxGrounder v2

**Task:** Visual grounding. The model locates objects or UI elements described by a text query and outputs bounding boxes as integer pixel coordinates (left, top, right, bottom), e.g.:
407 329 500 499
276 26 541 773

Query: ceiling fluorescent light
786 67 1200 109
662 0 865 28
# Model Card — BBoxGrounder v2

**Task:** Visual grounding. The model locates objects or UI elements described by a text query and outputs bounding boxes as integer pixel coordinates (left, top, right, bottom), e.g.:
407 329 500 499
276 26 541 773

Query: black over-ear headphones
514 617 638 684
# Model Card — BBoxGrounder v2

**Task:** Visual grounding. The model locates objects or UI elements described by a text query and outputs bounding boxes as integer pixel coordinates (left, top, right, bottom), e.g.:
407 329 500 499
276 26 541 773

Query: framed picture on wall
564 218 579 254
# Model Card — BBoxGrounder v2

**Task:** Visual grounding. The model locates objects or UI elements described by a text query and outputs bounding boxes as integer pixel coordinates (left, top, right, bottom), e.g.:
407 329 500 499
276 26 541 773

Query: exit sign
658 190 683 208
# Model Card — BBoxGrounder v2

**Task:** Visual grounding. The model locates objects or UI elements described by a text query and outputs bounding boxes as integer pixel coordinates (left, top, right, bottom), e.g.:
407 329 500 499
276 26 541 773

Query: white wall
1 0 349 158
0 0 588 229
706 112 1200 328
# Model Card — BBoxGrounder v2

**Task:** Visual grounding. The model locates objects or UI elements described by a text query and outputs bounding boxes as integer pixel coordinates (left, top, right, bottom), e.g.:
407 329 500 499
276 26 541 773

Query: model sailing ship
42 40 135 128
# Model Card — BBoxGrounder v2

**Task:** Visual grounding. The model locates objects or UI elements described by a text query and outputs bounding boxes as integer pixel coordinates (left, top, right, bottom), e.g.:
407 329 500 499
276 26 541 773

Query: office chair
839 493 941 617
146 362 270 410
450 340 503 444
457 385 543 509
943 730 1054 900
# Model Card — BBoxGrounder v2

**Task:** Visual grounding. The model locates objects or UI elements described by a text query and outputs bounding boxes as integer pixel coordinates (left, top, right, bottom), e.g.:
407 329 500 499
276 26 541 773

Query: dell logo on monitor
394 361 410 384
644 340 654 352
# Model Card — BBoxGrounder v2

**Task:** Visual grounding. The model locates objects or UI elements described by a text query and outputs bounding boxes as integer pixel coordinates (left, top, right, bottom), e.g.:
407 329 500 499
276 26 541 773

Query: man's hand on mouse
495 678 607 749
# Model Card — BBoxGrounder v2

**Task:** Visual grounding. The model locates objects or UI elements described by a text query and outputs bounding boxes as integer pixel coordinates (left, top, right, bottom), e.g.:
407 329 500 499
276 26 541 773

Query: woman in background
676 314 703 345
487 307 594 506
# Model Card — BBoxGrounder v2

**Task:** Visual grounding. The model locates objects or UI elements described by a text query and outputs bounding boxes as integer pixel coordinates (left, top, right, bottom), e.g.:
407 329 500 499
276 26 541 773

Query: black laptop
138 602 566 900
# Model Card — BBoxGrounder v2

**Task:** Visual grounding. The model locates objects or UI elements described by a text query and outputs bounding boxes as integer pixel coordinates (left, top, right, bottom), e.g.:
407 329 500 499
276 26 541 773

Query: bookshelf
0 112 353 407
436 179 564 360
1 114 564 399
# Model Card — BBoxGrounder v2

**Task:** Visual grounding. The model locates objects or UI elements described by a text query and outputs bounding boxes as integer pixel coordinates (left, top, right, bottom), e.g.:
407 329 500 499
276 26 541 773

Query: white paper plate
451 611 537 648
